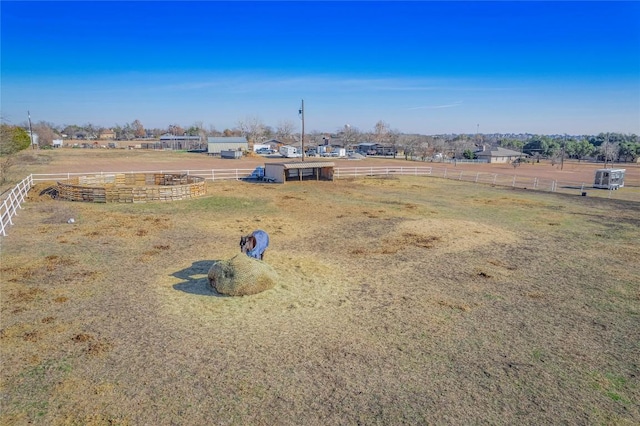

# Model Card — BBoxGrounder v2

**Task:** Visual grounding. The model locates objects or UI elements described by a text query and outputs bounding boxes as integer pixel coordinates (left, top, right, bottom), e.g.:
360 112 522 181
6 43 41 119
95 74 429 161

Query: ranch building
160 134 203 150
208 137 249 156
264 162 335 183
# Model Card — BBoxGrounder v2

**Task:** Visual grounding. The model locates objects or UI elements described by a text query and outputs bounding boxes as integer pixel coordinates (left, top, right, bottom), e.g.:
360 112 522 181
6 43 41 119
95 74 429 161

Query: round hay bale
208 254 278 296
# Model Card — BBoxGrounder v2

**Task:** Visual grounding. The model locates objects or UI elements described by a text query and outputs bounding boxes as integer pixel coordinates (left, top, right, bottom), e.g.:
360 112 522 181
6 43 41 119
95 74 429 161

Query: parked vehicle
279 145 301 158
593 168 625 190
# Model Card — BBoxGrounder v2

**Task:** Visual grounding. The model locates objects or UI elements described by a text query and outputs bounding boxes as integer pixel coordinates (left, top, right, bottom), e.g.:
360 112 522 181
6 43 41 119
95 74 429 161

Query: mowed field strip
1 149 639 425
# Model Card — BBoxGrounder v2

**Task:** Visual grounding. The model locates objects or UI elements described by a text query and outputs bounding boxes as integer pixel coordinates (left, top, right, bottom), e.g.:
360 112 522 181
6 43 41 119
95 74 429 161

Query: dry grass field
1 150 639 425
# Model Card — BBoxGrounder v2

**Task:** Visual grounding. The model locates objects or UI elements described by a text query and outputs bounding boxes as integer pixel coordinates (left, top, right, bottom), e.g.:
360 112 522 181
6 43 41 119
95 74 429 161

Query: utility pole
561 134 565 171
28 111 34 149
299 99 305 162
604 133 608 169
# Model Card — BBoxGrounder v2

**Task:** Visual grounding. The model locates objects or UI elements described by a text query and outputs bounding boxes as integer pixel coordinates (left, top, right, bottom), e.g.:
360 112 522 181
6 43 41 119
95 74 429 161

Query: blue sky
2 1 639 135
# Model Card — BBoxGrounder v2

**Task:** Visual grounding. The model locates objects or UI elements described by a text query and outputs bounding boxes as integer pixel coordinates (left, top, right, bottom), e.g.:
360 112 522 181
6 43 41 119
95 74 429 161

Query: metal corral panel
264 162 335 183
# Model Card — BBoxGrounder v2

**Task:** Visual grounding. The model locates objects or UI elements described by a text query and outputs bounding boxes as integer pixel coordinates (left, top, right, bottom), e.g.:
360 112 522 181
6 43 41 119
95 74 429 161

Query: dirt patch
1 159 639 425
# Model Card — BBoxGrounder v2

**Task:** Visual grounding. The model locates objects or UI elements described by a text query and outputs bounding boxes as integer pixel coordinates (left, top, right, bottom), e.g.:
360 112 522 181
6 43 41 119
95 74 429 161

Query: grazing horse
240 230 269 260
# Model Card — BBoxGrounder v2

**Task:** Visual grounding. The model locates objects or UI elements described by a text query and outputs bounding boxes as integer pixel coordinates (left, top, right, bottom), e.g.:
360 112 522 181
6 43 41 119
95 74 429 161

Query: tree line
497 133 640 164
2 114 639 178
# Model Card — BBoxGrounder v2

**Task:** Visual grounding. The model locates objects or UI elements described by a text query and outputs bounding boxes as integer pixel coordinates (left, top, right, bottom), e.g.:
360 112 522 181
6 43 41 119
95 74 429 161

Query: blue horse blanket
247 230 269 259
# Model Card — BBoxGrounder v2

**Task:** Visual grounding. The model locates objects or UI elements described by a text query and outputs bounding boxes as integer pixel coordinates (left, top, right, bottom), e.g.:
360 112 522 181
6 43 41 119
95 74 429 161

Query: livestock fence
0 175 34 237
1 166 637 237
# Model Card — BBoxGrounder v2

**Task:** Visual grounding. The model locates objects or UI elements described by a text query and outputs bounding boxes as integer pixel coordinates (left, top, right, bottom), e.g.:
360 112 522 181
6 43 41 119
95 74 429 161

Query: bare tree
450 135 474 160
83 123 99 139
400 134 421 160
188 121 206 148
373 120 389 144
600 142 620 166
263 126 274 140
387 129 401 158
122 123 135 141
276 119 296 142
309 130 325 146
167 124 184 137
236 116 265 144
416 138 433 161
62 124 82 139
146 127 164 138
340 124 360 150
33 121 57 147
432 137 447 161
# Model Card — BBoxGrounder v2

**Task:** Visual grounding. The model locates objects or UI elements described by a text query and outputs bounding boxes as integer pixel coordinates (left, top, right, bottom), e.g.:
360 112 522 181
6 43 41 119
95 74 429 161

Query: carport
264 162 335 183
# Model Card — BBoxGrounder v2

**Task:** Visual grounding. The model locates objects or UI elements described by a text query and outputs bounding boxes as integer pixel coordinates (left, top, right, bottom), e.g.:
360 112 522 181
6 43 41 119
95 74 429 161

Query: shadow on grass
171 260 228 297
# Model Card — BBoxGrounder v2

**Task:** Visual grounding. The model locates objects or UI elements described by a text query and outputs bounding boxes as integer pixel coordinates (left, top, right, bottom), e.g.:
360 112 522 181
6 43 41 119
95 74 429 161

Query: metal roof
207 143 247 152
268 162 335 169
476 147 524 157
208 137 248 144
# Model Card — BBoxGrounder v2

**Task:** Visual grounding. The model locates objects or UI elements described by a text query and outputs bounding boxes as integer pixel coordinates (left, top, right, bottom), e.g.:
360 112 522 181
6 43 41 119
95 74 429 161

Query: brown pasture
1 149 639 425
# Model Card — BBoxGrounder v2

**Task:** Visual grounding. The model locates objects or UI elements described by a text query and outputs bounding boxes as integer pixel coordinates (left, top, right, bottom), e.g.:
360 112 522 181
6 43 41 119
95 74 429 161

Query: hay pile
207 254 278 296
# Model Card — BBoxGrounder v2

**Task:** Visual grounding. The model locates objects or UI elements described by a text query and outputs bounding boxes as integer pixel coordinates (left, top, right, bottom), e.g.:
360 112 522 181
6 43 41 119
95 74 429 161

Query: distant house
99 129 116 140
263 139 284 149
475 147 524 164
207 137 248 155
357 142 379 154
355 142 395 156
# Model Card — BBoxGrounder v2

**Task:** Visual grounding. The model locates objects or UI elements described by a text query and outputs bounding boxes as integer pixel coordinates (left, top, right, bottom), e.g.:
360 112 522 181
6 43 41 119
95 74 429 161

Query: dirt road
23 149 639 187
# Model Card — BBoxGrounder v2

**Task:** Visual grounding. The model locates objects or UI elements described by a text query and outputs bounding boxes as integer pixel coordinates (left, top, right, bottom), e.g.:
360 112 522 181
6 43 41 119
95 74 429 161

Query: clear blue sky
2 1 639 135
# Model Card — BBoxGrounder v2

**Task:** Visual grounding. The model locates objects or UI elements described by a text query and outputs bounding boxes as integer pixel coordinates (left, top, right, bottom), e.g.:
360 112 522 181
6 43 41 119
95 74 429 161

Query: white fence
335 166 434 178
28 168 264 183
335 166 597 195
0 175 33 237
0 166 627 237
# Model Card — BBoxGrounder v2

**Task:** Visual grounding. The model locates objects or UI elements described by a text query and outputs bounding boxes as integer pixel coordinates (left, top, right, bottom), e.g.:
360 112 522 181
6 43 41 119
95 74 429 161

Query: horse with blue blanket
240 230 269 260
